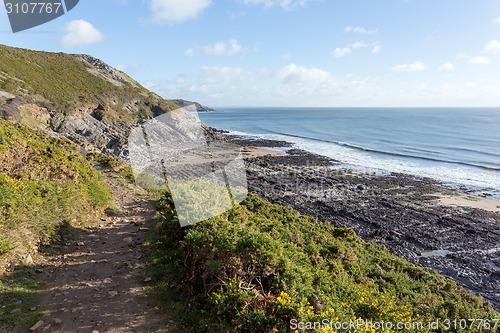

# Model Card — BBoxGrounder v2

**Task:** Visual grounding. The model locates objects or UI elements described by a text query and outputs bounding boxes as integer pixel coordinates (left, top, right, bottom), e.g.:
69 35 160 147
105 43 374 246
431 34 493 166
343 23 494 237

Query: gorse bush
0 119 112 262
0 120 114 332
149 191 499 332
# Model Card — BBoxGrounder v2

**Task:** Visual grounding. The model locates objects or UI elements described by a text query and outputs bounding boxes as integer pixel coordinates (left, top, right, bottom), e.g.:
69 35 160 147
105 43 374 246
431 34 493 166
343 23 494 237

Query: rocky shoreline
221 130 500 310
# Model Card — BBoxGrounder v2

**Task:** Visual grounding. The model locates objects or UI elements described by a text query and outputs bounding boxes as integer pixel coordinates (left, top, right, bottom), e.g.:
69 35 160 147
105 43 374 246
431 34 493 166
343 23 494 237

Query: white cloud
438 62 455 71
333 42 376 57
271 64 344 98
244 0 311 10
344 26 378 34
149 0 212 24
116 63 140 73
187 40 245 57
484 40 500 54
203 42 226 56
456 54 490 64
416 83 427 89
493 16 500 23
267 64 379 104
145 60 500 107
199 66 246 83
372 45 382 54
333 47 352 58
226 39 244 56
377 81 500 106
469 56 490 64
276 64 332 84
371 41 381 54
390 61 427 73
229 11 247 20
424 31 440 42
174 75 187 84
59 20 104 49
202 39 244 56
351 42 368 49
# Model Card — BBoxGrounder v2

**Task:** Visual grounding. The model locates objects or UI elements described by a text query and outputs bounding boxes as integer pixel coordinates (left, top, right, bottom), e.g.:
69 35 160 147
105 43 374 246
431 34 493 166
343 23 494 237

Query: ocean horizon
199 107 500 199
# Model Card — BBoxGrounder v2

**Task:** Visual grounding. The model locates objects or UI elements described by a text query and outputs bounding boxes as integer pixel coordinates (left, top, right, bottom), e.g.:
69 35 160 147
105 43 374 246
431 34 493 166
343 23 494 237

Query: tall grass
0 119 112 261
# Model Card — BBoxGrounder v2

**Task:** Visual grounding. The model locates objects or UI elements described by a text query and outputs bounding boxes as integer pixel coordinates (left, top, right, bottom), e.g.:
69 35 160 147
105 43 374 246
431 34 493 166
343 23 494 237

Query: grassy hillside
0 119 112 265
148 190 499 332
0 44 179 121
0 118 115 331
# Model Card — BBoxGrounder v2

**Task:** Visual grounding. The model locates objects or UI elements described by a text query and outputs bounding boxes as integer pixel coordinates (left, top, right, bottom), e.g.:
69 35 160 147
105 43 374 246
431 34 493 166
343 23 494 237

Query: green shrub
148 192 499 332
0 120 112 261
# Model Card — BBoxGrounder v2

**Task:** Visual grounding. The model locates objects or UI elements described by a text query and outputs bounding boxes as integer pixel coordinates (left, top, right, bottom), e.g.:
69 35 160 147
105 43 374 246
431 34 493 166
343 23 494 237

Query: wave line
270 131 500 172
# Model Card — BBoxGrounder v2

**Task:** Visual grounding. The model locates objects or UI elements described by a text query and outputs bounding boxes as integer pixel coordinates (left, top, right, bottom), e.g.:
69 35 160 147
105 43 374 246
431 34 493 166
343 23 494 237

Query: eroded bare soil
33 173 169 332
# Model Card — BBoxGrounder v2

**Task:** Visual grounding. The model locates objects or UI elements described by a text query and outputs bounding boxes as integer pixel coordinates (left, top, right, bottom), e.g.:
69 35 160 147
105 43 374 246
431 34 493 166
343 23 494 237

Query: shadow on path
34 174 170 332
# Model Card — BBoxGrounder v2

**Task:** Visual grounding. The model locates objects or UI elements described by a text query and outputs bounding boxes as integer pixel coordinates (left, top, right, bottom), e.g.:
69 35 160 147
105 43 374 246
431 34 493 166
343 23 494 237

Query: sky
1 0 500 107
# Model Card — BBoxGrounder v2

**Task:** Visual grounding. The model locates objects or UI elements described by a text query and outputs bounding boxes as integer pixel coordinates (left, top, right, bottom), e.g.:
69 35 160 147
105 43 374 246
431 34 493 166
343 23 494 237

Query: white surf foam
229 130 500 199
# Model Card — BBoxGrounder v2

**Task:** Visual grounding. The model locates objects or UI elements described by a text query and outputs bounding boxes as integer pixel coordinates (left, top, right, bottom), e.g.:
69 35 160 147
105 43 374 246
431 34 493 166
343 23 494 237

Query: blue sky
1 0 500 107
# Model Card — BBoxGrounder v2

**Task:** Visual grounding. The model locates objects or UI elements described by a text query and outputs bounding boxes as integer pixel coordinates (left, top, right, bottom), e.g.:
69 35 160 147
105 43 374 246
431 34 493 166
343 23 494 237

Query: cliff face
0 44 194 158
169 99 217 112
73 54 139 87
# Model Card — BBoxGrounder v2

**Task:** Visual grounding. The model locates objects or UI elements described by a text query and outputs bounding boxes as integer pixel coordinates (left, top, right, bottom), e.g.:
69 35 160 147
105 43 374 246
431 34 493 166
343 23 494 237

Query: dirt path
33 173 169 332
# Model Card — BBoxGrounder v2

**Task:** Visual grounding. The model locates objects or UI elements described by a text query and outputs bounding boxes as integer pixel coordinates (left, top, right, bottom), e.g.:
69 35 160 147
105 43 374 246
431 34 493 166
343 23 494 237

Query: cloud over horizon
199 66 246 83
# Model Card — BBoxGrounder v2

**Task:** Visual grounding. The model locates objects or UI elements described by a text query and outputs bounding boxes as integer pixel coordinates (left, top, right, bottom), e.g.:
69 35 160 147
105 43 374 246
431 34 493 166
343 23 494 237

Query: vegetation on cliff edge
0 118 112 264
147 189 499 332
0 118 116 331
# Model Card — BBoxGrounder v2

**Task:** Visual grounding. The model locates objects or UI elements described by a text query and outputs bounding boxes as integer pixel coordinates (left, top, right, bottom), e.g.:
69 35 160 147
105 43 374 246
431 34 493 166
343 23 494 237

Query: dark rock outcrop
0 96 25 121
50 111 132 158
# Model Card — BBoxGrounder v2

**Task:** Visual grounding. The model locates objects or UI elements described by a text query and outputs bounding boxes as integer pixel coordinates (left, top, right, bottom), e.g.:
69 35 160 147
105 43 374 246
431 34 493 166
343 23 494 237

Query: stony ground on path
32 173 170 332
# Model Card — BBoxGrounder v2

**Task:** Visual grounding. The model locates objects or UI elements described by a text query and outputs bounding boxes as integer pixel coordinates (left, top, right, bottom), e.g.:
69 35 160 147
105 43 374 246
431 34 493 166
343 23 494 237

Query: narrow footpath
32 173 169 332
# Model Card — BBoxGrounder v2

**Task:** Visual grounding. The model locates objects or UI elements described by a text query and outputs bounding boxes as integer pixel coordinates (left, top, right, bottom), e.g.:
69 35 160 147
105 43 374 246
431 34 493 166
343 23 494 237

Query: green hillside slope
0 44 179 121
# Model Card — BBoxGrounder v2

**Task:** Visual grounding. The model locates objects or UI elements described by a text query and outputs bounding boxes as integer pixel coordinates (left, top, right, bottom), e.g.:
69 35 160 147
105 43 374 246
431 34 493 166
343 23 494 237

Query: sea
198 107 500 199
